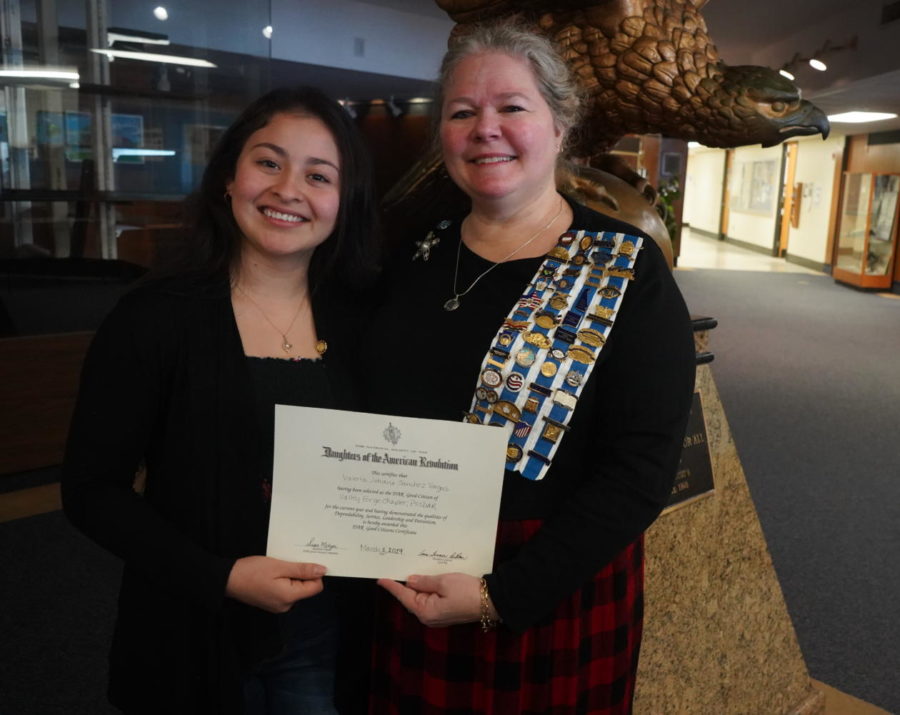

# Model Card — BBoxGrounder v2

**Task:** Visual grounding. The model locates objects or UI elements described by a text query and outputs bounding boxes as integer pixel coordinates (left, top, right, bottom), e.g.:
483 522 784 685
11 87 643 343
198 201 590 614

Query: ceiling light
112 148 176 160
0 67 79 82
406 97 433 104
687 142 702 148
827 111 898 123
90 49 216 68
154 6 168 21
262 25 273 39
108 29 170 46
779 37 855 81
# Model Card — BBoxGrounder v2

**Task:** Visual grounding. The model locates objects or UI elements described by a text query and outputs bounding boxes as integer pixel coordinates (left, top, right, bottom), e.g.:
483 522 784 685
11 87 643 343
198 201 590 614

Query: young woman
364 25 696 713
62 87 377 715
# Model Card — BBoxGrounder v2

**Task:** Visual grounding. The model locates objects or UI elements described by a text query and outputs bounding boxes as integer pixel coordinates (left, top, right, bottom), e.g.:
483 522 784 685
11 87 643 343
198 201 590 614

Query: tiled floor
677 228 821 274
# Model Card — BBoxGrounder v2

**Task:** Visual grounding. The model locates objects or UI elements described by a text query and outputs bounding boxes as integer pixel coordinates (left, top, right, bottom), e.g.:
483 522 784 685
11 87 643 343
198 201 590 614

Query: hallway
678 228 822 274
673 230 900 713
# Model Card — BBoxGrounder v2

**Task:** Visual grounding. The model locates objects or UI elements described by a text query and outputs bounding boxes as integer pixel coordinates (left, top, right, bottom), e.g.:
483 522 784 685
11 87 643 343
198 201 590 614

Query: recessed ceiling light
0 68 80 81
827 111 898 123
154 6 168 21
91 49 216 68
262 25 273 39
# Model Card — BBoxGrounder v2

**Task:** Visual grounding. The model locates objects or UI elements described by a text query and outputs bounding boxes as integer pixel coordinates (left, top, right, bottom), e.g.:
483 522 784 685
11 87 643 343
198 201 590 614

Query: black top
246 355 349 634
360 198 696 631
61 274 360 714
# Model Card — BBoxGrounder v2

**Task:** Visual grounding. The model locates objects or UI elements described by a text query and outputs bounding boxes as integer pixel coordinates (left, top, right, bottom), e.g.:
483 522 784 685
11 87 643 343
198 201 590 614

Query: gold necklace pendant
282 337 293 353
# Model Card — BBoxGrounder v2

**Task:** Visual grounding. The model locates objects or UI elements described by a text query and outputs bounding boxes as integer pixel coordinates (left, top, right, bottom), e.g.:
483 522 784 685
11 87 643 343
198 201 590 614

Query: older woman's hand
378 572 499 627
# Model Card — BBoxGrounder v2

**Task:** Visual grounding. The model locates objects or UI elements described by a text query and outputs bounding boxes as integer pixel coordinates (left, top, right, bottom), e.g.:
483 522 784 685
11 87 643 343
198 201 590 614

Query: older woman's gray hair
436 22 585 151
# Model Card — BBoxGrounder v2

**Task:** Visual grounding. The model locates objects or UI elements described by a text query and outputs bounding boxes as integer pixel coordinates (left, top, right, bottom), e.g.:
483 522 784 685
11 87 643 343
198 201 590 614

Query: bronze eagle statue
435 0 830 155
384 0 830 260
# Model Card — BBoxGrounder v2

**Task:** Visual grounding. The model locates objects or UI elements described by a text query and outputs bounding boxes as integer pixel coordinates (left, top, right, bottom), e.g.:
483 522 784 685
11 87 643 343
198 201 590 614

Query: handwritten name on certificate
267 406 507 580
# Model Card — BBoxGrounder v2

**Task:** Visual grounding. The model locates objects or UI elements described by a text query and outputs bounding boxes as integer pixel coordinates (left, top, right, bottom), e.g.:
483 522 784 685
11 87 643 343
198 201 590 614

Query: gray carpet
2 268 898 713
0 508 119 715
674 267 900 713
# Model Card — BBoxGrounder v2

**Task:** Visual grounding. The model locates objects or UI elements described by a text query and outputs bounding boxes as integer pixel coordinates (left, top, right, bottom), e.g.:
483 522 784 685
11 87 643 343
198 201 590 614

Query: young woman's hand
226 556 325 613
377 572 499 627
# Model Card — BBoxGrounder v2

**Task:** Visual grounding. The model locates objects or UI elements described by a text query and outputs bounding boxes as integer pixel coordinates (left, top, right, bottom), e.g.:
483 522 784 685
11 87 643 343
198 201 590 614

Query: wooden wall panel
0 332 92 476
356 107 433 199
845 134 900 174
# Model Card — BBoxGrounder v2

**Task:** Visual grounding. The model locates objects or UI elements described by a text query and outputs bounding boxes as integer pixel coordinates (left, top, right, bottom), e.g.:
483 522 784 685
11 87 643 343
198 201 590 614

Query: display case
833 173 900 289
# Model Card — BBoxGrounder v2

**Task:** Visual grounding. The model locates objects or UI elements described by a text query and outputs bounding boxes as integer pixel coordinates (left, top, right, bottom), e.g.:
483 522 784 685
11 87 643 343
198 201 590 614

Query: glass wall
1 0 277 335
1 0 447 337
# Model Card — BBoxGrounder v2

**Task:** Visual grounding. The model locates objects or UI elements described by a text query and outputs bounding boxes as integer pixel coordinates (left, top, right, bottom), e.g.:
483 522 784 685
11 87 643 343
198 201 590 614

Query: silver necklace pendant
444 297 461 312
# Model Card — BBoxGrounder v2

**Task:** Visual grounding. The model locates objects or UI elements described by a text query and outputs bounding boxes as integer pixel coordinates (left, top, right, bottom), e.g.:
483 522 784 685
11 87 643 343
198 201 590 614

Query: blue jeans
243 607 339 715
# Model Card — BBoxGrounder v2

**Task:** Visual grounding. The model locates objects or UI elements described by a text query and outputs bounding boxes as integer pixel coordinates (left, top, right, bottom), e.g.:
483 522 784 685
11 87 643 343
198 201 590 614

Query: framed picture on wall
111 114 145 164
748 160 777 213
36 111 65 147
729 159 778 215
62 112 147 163
661 151 683 178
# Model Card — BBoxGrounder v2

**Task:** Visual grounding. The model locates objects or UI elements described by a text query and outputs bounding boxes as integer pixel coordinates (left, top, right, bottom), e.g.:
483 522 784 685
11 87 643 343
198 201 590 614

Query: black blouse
359 199 696 631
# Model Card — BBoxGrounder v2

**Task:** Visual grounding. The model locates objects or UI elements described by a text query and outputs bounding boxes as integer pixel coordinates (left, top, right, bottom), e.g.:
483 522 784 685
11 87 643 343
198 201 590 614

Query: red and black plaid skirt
370 520 644 715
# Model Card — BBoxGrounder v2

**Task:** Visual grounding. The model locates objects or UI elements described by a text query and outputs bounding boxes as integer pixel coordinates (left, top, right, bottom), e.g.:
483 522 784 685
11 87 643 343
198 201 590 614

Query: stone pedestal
634 329 823 714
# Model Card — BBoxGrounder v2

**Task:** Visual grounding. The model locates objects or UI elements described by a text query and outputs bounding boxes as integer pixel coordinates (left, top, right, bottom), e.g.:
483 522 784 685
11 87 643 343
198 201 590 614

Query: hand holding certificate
267 406 507 580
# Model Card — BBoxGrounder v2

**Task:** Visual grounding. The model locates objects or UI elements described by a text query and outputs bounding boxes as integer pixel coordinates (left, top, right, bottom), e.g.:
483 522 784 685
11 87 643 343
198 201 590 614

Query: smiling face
226 112 341 266
440 51 563 210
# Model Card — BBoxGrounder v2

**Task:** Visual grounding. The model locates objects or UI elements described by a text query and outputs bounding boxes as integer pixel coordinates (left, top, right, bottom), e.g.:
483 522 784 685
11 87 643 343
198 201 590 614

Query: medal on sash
463 229 643 481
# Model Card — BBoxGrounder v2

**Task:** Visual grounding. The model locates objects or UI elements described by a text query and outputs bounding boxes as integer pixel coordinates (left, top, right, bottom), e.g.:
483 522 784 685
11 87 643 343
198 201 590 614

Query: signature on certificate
417 549 467 562
304 537 341 553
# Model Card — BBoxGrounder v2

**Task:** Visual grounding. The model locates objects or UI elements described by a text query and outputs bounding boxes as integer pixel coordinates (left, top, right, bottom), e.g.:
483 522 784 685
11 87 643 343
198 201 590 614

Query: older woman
363 24 695 713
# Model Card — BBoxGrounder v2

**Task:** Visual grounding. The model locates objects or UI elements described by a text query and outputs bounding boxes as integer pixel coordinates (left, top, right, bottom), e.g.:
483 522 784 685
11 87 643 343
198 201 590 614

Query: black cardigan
360 199 696 632
61 274 361 714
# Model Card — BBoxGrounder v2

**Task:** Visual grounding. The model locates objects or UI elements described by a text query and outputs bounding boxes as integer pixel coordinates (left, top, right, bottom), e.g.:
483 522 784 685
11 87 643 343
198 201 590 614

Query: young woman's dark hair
186 85 378 289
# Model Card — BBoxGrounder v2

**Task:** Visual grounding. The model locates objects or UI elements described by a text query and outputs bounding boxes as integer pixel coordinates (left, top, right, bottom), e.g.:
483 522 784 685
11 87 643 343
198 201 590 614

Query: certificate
267 405 507 580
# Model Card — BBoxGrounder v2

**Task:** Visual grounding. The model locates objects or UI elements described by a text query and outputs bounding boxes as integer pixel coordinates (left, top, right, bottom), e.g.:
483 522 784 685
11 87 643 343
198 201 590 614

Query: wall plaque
664 391 714 513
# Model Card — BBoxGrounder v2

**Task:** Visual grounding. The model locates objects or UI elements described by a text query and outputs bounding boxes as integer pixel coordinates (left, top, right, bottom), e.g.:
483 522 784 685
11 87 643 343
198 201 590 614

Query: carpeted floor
1 268 897 713
0 507 120 715
674 267 900 713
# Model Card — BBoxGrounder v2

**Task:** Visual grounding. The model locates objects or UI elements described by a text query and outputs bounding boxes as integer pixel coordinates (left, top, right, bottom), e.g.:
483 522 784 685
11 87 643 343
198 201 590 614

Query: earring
223 191 231 203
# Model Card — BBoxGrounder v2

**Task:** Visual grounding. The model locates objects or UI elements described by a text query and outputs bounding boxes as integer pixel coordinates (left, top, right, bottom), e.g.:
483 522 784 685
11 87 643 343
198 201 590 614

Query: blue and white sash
464 229 643 481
